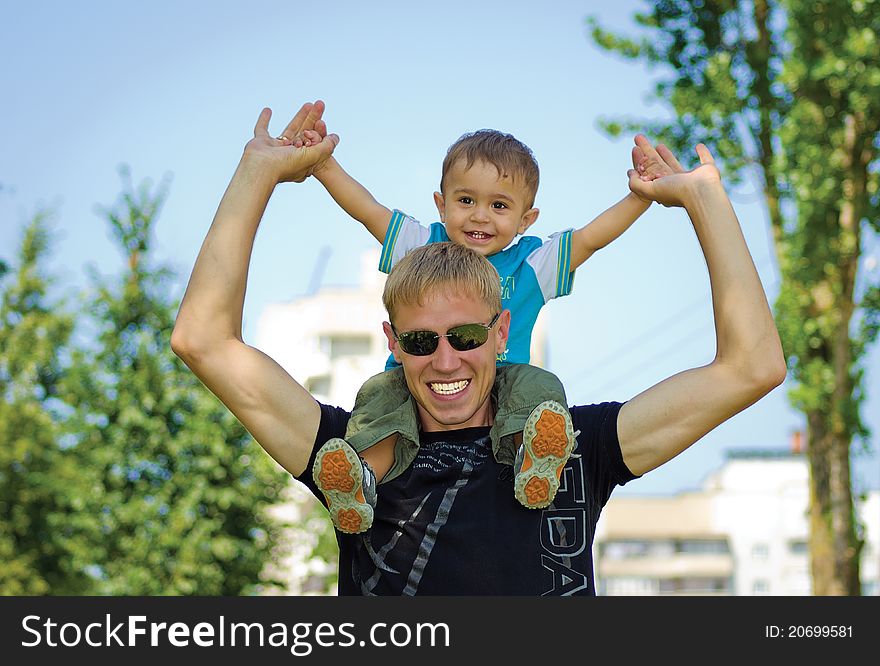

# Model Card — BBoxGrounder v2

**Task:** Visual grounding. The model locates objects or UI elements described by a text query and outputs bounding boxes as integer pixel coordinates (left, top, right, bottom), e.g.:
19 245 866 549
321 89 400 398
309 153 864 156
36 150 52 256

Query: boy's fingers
302 129 322 146
656 144 684 172
253 107 272 138
631 146 645 170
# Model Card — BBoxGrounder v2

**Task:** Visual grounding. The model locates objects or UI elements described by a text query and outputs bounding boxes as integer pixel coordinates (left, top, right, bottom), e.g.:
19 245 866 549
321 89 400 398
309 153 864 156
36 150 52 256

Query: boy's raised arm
171 102 339 477
569 143 657 269
313 156 393 244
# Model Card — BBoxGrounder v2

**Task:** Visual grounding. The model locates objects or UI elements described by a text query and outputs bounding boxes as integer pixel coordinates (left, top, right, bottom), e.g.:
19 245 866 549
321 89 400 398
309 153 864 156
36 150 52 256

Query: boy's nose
471 206 490 223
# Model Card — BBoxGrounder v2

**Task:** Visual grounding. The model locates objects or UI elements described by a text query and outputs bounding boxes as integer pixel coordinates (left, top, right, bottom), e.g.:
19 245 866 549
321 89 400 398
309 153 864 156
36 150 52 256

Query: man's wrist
236 151 282 190
681 178 727 207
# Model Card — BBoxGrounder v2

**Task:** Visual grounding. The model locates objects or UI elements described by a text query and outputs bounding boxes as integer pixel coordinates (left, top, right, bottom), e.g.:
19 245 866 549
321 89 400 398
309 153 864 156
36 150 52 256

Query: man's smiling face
383 292 510 432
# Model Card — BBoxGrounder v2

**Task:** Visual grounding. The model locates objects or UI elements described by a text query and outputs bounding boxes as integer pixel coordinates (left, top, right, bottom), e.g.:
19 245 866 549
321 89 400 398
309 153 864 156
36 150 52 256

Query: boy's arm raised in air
312 156 392 244
569 139 662 269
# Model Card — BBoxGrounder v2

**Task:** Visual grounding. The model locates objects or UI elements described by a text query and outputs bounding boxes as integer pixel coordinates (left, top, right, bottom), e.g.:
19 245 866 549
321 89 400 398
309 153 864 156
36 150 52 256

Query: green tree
61 168 290 594
590 1 880 595
0 214 93 594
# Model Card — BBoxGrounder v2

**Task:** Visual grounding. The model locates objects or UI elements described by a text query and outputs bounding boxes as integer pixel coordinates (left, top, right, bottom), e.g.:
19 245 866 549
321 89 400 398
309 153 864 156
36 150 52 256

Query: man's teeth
430 380 469 395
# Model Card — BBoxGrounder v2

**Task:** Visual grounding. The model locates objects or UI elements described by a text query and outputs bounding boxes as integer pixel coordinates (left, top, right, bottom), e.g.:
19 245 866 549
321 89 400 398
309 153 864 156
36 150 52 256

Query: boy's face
383 291 510 433
434 159 539 256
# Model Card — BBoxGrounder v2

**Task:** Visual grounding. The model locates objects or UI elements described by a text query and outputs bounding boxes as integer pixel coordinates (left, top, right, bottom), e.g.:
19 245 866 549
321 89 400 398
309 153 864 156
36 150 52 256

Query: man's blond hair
440 129 540 207
383 242 501 322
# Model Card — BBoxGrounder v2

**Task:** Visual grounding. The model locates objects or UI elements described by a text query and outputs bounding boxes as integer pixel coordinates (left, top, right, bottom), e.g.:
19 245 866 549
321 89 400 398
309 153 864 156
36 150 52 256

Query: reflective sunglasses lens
447 324 489 351
398 331 439 356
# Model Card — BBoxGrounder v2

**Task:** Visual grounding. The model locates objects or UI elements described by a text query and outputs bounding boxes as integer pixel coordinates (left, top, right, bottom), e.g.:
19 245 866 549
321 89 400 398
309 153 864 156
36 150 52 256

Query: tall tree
590 1 880 594
61 168 290 594
0 214 93 594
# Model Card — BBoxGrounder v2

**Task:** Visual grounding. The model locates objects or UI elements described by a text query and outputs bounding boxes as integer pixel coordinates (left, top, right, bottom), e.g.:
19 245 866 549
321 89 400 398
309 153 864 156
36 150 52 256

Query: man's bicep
184 340 321 477
616 363 760 477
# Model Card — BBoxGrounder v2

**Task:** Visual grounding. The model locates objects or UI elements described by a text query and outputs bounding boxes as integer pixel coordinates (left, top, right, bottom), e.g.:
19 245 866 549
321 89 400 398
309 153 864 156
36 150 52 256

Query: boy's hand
243 101 339 184
292 116 334 176
627 134 722 208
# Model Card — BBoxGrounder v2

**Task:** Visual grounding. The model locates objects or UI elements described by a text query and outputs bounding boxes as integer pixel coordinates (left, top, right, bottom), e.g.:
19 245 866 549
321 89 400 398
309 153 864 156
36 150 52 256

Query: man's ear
383 321 402 363
495 310 511 356
517 207 539 235
433 191 446 222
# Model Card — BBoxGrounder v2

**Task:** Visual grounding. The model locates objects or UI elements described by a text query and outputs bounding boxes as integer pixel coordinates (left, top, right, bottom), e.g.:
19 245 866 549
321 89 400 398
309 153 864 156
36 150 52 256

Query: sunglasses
392 313 501 356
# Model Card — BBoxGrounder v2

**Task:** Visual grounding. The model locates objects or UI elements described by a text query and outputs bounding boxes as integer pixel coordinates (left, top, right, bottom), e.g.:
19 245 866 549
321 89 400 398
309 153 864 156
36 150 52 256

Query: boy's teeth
469 231 490 239
430 380 469 395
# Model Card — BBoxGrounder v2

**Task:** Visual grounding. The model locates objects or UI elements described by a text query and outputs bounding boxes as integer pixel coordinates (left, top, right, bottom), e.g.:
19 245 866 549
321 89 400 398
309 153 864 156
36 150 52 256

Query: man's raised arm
171 102 339 476
616 136 786 476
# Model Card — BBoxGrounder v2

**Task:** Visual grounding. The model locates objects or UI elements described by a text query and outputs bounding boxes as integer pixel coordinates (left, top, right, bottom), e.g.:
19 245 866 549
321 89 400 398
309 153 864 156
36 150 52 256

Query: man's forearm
174 156 277 348
685 182 783 379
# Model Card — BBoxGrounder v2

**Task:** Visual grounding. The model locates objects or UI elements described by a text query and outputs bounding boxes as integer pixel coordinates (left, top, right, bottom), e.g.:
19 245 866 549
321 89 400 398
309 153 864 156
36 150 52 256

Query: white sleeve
525 229 575 302
378 210 431 274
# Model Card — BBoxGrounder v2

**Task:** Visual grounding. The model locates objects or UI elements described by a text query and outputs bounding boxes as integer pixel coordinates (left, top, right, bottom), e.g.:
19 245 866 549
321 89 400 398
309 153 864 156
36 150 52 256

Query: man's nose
431 336 461 372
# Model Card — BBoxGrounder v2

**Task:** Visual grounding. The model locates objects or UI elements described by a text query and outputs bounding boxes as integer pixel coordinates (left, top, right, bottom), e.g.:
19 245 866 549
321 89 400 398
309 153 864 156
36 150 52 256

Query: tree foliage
1 171 291 594
590 0 880 594
0 214 92 594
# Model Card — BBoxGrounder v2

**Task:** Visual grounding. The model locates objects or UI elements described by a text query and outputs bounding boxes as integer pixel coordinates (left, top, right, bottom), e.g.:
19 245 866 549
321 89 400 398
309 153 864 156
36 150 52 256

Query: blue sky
2 0 877 496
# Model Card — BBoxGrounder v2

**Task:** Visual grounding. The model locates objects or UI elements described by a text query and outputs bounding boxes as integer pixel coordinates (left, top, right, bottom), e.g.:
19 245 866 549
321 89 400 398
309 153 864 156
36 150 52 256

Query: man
171 100 786 595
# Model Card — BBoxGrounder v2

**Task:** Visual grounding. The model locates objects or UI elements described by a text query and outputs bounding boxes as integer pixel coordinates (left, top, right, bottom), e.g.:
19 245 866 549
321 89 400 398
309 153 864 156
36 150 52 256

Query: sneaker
312 438 377 534
513 401 577 509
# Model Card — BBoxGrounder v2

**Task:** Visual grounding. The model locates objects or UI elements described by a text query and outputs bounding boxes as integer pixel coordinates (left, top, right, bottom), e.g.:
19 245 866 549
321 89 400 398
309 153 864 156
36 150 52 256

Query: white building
594 438 880 596
255 250 390 409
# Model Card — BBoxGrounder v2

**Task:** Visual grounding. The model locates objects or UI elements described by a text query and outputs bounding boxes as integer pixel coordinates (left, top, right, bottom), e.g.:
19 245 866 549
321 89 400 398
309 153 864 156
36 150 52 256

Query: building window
602 540 650 559
752 543 769 561
305 375 331 397
788 540 808 555
677 539 730 555
753 579 770 595
603 577 658 596
658 577 731 595
319 334 372 360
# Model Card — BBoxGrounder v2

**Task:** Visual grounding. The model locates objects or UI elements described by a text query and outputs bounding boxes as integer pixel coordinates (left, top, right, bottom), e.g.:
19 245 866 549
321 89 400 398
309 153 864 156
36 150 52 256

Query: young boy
300 123 652 534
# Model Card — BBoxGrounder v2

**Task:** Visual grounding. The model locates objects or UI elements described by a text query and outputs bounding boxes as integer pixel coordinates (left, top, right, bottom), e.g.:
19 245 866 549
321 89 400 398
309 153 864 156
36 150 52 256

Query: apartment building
594 438 880 596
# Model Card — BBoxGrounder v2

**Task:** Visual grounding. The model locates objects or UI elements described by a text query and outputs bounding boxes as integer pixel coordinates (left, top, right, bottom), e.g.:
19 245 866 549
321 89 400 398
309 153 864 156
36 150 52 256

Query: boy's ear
517 207 539 235
383 321 401 363
433 191 446 222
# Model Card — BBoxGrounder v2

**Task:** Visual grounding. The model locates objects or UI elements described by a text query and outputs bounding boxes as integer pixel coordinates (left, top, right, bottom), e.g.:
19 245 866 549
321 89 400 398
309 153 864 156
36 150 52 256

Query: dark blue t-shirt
296 401 636 596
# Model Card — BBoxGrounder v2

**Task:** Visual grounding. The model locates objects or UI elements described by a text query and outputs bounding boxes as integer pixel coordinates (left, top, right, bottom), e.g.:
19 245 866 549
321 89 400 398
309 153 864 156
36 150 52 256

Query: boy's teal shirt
380 209 575 370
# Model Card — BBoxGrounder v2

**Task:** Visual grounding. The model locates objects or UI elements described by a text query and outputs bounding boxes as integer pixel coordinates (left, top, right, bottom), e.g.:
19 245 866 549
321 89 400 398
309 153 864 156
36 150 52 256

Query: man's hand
243 101 339 183
628 134 722 208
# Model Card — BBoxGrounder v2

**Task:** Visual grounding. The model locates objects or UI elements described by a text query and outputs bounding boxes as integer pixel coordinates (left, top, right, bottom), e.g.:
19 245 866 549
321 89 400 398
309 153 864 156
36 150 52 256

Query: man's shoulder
569 401 625 433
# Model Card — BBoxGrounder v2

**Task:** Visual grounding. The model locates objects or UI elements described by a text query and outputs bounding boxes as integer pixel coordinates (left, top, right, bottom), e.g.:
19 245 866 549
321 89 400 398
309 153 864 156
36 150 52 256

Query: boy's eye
458 197 473 205
492 202 508 209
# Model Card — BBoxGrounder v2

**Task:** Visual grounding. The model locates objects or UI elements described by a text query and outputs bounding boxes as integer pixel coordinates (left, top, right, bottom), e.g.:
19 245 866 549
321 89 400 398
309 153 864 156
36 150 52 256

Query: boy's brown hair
440 129 540 207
